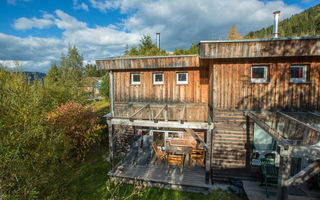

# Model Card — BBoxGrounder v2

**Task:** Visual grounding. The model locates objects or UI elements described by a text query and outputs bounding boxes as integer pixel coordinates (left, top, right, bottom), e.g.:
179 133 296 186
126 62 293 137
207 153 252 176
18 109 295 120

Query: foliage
246 4 320 38
0 66 73 199
126 35 167 56
173 43 198 55
47 101 103 159
99 73 109 100
84 63 107 77
0 64 105 199
45 45 88 105
227 25 242 40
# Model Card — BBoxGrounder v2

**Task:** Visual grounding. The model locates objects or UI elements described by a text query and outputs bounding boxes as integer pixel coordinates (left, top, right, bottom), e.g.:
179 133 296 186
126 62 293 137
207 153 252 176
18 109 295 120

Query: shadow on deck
108 161 211 193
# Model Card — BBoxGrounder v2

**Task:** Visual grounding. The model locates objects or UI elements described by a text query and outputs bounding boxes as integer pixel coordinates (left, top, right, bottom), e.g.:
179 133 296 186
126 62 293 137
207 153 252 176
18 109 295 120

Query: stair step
212 143 245 149
214 130 247 136
212 161 246 168
214 118 246 123
212 147 247 151
214 115 245 119
213 137 247 142
214 111 244 116
214 124 244 130
212 154 246 160
215 129 246 134
213 140 246 145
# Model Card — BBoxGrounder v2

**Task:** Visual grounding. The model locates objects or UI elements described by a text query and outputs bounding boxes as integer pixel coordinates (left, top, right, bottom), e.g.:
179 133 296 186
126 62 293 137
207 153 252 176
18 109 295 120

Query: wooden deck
243 180 320 200
108 162 212 193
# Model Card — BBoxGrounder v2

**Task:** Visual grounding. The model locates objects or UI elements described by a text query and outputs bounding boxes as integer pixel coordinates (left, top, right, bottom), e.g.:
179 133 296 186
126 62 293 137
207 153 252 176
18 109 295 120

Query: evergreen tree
124 44 129 55
84 63 98 77
173 42 199 55
99 73 109 100
227 25 242 40
129 46 138 56
59 45 84 84
246 4 320 38
126 35 167 56
46 62 60 82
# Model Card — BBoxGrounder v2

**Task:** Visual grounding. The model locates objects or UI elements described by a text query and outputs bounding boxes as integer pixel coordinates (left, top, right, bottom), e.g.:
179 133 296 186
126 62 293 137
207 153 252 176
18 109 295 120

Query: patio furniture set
153 141 205 170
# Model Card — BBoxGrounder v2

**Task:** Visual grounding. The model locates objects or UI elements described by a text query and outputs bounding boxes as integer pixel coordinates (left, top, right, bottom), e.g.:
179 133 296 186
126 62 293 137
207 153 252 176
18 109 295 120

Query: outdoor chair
168 154 184 171
122 135 142 164
260 158 278 198
136 135 153 165
152 142 166 164
190 149 205 167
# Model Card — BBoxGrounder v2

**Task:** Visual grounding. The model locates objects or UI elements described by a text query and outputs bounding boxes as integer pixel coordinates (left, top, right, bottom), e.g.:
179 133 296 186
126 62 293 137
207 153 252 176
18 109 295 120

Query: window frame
130 73 141 85
176 72 188 85
251 66 268 83
153 73 164 85
289 65 307 83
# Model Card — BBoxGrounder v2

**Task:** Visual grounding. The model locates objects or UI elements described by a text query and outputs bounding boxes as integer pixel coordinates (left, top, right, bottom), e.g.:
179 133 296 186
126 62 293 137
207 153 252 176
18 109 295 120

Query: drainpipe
273 11 280 38
109 70 114 117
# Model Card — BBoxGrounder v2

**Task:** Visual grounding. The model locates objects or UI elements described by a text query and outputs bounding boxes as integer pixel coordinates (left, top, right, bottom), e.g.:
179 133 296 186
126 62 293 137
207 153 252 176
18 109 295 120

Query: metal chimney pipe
273 11 280 38
156 32 160 49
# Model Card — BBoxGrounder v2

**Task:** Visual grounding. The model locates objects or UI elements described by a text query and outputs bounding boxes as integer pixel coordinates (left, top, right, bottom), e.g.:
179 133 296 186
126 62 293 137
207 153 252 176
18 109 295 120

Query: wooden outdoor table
165 146 193 155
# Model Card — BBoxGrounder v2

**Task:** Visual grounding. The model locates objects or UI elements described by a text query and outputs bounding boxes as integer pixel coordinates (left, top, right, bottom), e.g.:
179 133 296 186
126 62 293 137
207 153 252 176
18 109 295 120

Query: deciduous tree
227 25 242 40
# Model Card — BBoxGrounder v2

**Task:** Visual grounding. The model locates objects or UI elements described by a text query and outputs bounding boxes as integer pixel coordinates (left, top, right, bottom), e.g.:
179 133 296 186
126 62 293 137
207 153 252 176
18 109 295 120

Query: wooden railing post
277 154 291 200
205 125 213 184
107 119 114 170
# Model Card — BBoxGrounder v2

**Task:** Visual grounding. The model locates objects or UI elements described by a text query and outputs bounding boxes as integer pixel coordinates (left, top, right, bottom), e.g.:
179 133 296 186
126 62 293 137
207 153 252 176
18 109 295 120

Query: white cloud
88 0 120 13
73 0 89 11
3 10 140 72
120 0 302 49
3 1 303 72
0 33 65 72
13 14 55 30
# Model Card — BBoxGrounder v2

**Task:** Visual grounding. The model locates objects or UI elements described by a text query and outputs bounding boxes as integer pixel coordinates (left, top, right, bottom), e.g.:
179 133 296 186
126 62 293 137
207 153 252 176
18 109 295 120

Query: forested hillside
246 4 320 39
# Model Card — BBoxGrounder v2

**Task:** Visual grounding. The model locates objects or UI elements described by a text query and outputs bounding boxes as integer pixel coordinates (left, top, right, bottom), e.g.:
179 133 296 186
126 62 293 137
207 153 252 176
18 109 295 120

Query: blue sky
0 0 319 72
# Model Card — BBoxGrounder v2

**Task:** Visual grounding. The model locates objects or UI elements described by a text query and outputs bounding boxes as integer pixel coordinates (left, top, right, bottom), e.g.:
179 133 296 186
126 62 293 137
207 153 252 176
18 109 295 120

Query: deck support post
205 125 213 184
107 118 114 170
277 154 291 200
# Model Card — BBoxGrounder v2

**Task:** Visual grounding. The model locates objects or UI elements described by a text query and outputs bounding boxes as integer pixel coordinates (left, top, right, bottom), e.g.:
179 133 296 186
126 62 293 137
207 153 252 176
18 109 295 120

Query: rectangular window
153 73 164 85
251 66 268 83
176 72 188 84
131 73 141 85
290 65 307 83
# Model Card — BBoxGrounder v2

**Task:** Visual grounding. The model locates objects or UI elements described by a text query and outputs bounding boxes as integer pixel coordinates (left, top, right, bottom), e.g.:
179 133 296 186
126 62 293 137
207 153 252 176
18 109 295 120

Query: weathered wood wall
113 68 209 104
97 55 199 70
200 38 320 59
209 57 320 111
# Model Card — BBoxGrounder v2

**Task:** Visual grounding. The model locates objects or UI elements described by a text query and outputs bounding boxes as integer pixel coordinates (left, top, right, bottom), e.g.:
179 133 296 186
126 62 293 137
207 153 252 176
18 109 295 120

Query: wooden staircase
212 111 248 169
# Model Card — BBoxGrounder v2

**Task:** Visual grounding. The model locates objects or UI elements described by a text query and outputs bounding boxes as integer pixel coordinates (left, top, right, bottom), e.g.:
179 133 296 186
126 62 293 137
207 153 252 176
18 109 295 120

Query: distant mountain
23 72 46 81
246 4 320 39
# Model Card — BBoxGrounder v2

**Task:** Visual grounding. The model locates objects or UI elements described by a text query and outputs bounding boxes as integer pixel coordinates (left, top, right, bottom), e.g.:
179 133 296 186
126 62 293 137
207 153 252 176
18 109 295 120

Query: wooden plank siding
97 55 199 70
112 68 209 104
208 57 320 111
200 37 320 59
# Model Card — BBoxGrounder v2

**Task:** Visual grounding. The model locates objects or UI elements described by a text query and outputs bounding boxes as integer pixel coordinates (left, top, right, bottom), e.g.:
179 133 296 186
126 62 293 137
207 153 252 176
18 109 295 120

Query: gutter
109 70 114 117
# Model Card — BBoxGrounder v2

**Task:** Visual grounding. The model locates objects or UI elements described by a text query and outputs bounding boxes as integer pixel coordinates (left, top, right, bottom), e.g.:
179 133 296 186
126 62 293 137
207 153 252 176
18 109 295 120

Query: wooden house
96 36 320 197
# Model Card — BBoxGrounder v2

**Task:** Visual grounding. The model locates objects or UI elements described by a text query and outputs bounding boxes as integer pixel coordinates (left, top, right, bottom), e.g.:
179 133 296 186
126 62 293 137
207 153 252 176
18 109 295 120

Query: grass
65 144 241 200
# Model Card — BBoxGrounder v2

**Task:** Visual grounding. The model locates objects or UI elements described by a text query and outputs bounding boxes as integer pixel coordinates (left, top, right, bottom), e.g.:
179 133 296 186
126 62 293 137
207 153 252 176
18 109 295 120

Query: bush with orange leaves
47 101 104 160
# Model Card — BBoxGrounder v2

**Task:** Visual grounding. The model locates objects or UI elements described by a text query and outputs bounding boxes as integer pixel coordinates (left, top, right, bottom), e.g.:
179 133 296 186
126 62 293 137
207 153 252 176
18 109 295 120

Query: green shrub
47 101 103 159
